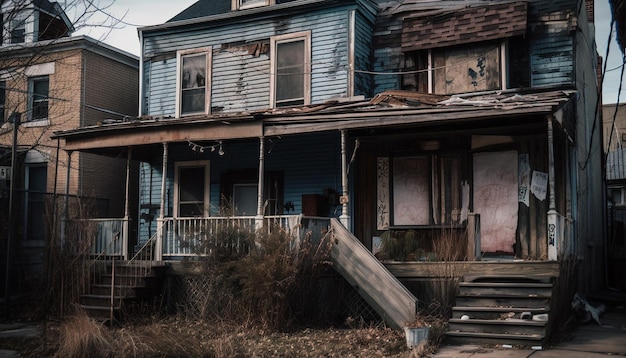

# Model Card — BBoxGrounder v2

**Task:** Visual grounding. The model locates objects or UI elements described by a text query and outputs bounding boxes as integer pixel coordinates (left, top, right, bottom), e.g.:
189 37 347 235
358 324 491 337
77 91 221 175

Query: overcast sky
76 0 625 104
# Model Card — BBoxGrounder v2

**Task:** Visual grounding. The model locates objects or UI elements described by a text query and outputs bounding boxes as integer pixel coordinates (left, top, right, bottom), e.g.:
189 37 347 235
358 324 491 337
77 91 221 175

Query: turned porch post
547 117 558 260
156 143 168 261
340 130 350 228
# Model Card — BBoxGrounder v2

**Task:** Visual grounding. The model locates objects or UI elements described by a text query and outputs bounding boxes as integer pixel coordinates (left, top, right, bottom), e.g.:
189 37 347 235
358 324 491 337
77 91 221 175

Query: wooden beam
63 122 263 151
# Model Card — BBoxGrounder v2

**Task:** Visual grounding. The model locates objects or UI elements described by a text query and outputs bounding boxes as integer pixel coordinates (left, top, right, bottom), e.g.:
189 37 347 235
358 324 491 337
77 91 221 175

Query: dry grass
10 314 444 357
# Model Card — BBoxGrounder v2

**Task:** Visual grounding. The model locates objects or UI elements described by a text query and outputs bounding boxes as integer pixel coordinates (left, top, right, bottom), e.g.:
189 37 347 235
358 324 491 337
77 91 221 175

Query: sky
76 0 625 104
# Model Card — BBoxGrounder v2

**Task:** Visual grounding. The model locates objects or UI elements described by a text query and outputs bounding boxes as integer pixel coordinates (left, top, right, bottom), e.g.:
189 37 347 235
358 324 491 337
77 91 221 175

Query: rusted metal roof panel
401 2 528 52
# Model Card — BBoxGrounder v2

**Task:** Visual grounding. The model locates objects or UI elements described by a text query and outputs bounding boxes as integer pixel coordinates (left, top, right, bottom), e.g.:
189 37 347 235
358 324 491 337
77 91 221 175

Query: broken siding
143 6 357 116
530 36 574 87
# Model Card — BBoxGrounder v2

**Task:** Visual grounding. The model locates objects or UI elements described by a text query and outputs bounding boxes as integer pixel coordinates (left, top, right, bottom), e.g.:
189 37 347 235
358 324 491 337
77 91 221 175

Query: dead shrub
54 311 113 357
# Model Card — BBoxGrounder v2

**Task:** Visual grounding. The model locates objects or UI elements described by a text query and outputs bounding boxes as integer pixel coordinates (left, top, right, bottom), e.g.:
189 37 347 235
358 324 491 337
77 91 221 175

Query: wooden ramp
330 219 417 330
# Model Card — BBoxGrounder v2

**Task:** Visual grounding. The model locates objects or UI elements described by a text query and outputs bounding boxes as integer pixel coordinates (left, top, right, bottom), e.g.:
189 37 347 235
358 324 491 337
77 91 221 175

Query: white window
174 161 210 217
176 47 211 117
270 31 311 108
11 11 27 43
232 0 274 10
29 76 49 121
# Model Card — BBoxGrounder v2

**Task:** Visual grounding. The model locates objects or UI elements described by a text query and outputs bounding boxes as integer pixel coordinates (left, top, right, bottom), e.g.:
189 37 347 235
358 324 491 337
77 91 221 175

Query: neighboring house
602 102 626 291
0 0 139 297
53 0 604 342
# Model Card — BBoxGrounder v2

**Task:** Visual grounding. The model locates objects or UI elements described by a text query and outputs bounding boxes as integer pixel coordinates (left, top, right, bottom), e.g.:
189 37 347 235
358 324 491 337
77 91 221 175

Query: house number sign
0 166 11 180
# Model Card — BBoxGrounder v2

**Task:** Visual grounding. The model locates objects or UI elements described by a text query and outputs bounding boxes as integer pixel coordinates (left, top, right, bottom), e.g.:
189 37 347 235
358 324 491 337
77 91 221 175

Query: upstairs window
232 0 275 10
11 12 27 43
176 47 211 117
402 39 529 95
29 76 49 121
270 32 311 108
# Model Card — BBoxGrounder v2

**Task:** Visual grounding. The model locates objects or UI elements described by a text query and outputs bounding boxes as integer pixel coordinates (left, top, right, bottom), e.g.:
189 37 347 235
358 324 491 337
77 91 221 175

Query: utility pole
4 112 20 317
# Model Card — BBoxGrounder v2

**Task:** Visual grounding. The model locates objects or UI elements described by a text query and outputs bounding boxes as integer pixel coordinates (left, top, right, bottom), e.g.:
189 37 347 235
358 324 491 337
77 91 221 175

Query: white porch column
340 130 350 228
122 147 132 260
156 143 168 262
547 117 559 260
256 137 265 230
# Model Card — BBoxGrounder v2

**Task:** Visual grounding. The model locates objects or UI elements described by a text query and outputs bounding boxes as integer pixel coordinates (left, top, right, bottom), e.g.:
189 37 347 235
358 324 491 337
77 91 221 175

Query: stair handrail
123 232 159 299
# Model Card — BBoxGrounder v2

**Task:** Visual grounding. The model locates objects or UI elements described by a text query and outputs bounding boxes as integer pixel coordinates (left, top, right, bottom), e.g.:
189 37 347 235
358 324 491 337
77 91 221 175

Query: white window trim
270 31 311 108
232 0 274 11
175 47 212 118
173 160 210 218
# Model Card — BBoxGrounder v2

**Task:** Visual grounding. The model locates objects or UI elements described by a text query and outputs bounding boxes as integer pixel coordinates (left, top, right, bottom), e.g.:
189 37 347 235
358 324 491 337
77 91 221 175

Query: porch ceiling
52 88 574 160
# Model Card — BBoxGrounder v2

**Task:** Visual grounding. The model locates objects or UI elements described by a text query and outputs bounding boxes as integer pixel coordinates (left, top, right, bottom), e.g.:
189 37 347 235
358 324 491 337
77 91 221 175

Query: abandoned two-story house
52 0 603 346
0 0 139 303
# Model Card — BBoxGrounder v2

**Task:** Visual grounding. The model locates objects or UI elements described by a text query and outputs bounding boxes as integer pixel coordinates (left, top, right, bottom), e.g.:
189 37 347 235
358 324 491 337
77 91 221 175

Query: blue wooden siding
136 132 343 243
144 58 177 116
530 36 574 87
142 5 371 117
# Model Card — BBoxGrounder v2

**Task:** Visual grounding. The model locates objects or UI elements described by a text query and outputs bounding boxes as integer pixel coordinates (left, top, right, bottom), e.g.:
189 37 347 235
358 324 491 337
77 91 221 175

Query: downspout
256 137 265 230
123 147 132 260
547 117 558 260
63 150 73 250
156 143 168 262
340 130 350 228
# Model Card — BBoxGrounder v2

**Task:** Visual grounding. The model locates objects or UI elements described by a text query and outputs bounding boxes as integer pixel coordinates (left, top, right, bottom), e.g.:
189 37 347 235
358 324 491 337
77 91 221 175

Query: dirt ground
1 316 439 357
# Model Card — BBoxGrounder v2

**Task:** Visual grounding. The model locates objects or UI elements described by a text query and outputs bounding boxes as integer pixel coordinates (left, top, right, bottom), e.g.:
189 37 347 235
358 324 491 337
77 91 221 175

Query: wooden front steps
330 219 418 330
445 275 554 348
80 262 165 321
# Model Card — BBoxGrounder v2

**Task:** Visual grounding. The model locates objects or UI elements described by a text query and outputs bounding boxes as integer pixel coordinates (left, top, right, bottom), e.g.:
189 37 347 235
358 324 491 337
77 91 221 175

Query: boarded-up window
403 38 529 94
390 155 463 226
433 43 500 94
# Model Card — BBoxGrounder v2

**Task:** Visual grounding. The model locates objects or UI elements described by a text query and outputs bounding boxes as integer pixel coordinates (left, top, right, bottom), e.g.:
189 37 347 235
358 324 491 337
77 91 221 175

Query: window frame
232 0 274 10
270 31 311 108
173 160 210 218
176 47 212 118
28 76 49 122
390 153 464 227
403 39 510 95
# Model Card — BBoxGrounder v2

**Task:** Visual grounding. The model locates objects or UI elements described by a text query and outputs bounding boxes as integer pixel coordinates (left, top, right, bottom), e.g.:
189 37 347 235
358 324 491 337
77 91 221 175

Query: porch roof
51 88 575 161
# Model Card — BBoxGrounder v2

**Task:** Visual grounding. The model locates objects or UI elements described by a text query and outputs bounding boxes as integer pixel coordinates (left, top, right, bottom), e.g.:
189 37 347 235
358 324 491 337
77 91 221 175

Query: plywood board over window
473 151 518 253
392 156 430 225
433 44 500 94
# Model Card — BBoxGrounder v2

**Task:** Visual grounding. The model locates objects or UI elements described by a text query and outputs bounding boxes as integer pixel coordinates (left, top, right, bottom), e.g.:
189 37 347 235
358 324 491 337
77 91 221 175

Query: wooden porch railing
160 215 330 259
66 218 129 259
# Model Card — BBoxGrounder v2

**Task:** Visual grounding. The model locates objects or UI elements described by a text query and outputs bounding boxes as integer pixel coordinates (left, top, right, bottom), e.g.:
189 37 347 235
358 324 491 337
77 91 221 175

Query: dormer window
401 2 529 94
11 12 28 43
232 0 275 11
